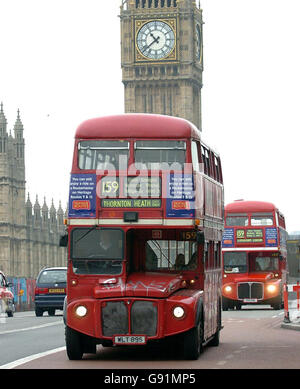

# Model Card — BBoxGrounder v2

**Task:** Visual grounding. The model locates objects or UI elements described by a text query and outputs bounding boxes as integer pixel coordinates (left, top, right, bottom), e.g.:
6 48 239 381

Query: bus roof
75 113 201 140
225 200 278 213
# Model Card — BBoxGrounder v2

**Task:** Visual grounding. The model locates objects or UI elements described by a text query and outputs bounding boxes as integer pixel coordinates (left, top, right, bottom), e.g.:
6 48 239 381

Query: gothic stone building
0 103 66 279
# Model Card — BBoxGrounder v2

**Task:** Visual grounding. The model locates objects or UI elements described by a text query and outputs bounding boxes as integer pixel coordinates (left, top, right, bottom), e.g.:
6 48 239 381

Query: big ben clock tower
120 0 204 131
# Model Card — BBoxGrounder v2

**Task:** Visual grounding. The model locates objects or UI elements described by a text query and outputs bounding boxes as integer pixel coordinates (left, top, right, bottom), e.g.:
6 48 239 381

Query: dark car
34 267 67 317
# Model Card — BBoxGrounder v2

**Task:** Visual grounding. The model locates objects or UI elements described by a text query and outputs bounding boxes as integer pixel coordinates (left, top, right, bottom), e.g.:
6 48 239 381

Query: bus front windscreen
223 252 247 273
71 228 124 275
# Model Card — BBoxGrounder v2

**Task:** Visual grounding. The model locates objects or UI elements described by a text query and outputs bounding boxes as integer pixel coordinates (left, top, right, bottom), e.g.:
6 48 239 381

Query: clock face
195 23 201 62
136 20 175 60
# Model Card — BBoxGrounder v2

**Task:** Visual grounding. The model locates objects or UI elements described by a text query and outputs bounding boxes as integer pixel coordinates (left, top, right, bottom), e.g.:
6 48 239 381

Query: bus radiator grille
101 300 158 337
238 282 263 299
131 301 157 336
101 301 128 336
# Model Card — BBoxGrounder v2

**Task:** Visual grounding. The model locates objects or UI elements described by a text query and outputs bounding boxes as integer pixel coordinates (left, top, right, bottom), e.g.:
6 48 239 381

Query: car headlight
75 305 87 317
173 306 185 319
267 284 277 293
224 285 232 293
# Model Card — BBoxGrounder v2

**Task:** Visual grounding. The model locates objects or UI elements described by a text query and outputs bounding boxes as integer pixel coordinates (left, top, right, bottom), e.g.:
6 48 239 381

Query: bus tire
35 308 43 317
65 326 84 360
272 300 281 310
183 320 204 360
209 299 221 347
222 298 229 311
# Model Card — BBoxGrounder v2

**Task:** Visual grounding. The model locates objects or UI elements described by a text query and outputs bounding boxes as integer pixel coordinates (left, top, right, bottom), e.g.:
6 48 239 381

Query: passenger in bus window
98 230 122 258
255 260 262 271
174 253 185 270
264 258 276 271
187 252 197 270
145 243 158 270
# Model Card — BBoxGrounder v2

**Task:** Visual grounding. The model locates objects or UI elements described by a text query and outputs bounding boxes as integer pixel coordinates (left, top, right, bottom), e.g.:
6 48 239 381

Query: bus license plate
243 298 257 303
114 336 146 345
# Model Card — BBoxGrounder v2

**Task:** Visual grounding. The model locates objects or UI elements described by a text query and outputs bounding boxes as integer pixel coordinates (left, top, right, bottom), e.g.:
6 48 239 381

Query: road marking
0 321 62 335
0 346 66 369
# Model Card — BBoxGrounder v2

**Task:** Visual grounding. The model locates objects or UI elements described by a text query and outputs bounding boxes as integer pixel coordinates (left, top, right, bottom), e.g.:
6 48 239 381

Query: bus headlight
75 305 87 317
267 284 277 293
224 286 232 293
173 306 185 319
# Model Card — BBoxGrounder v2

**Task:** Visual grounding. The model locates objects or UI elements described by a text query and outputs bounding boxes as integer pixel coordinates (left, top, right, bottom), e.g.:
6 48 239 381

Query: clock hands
142 33 160 53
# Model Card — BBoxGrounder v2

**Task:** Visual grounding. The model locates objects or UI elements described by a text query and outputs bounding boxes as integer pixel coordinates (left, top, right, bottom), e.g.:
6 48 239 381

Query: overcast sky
1 0 299 233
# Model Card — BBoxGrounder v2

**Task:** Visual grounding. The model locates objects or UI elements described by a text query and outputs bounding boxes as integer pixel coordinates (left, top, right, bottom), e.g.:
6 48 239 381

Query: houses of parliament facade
0 104 66 279
1 0 204 279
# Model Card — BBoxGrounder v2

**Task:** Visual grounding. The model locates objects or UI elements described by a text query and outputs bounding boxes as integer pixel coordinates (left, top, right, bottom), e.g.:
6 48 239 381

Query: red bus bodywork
63 114 224 360
222 200 287 310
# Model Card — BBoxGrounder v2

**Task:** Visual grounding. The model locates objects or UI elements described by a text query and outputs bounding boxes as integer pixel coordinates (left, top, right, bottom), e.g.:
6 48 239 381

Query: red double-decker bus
61 113 224 360
222 200 287 310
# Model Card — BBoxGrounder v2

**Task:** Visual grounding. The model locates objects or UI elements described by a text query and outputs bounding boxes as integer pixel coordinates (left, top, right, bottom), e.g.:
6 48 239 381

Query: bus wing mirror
197 231 205 244
59 234 68 247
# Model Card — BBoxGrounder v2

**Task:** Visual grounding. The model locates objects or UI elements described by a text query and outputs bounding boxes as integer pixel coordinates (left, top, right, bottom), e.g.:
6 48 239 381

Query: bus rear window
78 140 129 170
134 140 186 169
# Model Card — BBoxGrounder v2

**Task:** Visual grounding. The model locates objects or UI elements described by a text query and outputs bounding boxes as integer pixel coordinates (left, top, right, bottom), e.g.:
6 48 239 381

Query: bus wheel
35 308 43 317
183 320 204 360
209 330 220 347
222 299 229 311
272 301 281 310
65 326 84 360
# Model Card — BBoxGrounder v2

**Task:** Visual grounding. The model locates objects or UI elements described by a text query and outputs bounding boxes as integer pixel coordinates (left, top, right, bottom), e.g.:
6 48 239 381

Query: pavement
281 276 300 331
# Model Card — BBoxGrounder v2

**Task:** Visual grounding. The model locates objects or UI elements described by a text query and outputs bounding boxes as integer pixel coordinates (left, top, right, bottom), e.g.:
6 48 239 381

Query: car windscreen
38 270 67 284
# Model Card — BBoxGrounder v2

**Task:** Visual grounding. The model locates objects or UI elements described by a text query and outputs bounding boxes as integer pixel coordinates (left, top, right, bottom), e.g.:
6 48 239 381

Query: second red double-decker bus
222 200 287 310
61 113 224 360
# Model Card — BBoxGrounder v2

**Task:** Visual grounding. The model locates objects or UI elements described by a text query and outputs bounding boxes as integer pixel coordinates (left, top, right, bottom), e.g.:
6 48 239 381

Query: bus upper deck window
226 214 248 226
250 214 274 226
78 140 129 170
134 140 186 169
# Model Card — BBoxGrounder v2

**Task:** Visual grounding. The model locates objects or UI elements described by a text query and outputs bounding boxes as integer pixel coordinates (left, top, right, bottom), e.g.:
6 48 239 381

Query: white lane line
0 321 62 335
0 346 66 369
